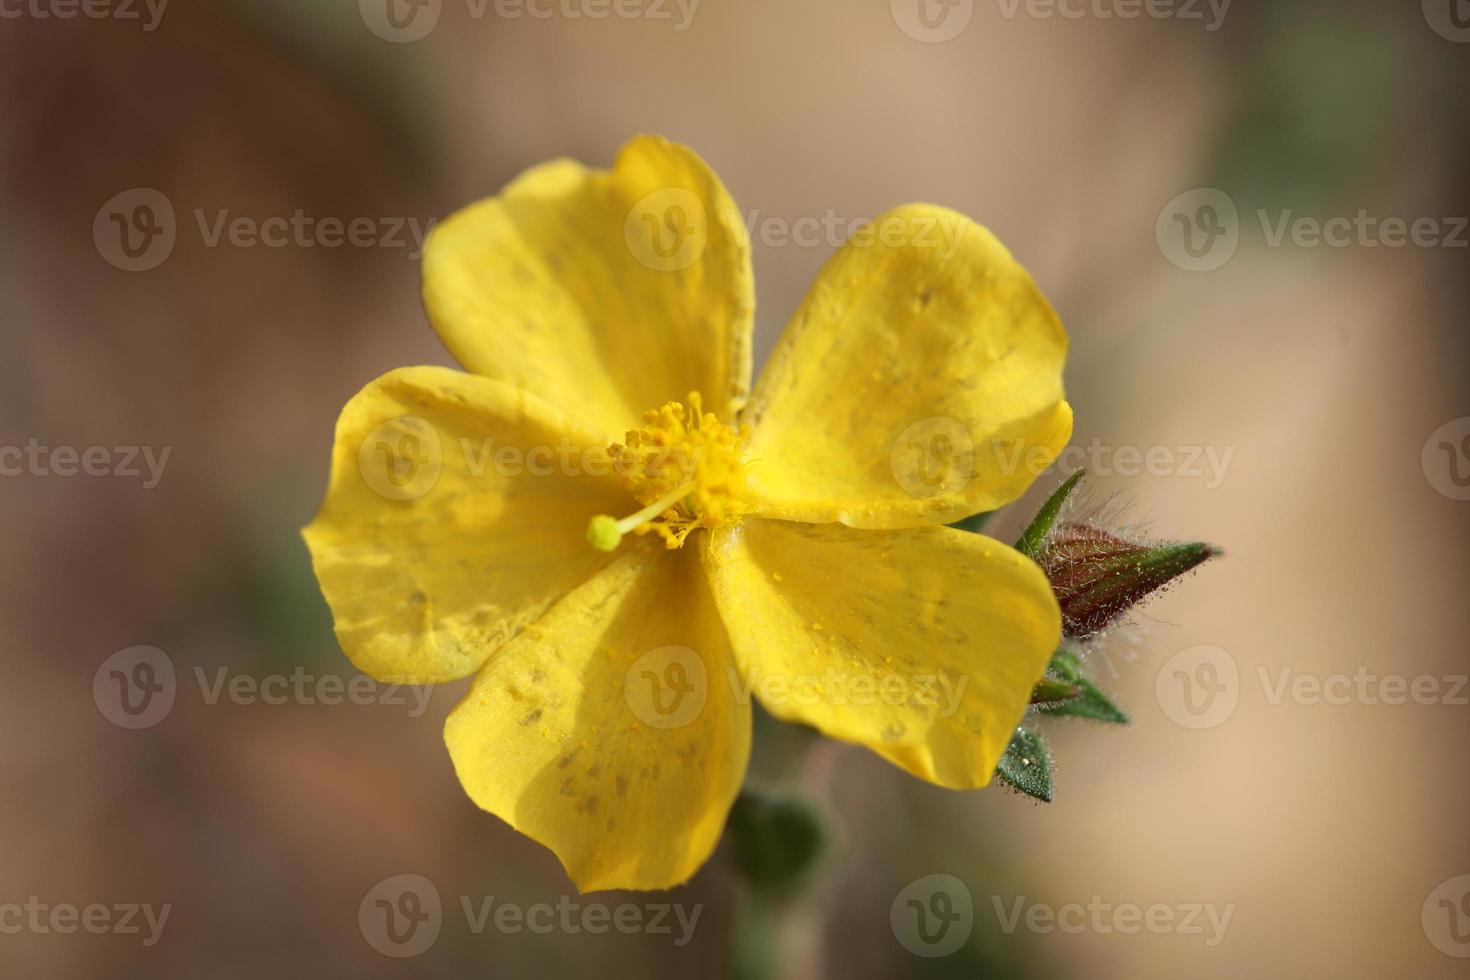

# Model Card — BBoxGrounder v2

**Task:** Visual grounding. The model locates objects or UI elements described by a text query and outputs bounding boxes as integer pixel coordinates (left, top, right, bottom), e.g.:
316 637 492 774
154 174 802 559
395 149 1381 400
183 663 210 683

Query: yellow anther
589 391 753 551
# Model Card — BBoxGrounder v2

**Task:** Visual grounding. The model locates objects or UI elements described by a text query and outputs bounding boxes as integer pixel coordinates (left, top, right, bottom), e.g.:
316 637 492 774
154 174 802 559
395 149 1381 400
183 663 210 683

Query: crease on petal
302 366 632 684
741 203 1072 528
445 543 751 892
703 518 1060 789
422 135 754 437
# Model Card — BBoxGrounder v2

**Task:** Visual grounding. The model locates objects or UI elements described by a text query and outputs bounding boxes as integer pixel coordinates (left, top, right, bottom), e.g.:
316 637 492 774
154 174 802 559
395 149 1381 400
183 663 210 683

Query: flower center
586 392 752 551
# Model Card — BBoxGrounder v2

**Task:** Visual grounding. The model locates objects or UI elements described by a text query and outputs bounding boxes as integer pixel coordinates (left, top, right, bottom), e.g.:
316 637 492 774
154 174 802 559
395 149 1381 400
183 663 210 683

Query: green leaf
1016 469 1086 559
1047 647 1083 683
1207 14 1402 216
1029 676 1080 706
1037 676 1129 724
995 728 1053 802
1037 647 1128 724
949 510 995 534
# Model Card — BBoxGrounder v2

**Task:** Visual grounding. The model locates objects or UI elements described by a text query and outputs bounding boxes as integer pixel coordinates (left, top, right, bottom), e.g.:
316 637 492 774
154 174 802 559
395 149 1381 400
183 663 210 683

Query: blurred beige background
2 0 1468 976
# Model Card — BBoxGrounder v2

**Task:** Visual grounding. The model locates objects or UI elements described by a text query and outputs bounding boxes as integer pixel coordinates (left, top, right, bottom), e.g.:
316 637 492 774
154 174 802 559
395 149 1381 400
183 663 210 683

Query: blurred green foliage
1209 10 1404 214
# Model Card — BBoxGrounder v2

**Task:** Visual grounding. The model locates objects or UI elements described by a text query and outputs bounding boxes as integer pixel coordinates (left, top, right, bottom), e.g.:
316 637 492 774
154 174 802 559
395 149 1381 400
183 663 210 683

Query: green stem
730 886 782 980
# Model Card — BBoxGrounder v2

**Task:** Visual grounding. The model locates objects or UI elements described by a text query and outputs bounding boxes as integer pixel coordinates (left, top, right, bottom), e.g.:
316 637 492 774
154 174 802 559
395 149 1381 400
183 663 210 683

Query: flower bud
1038 523 1219 639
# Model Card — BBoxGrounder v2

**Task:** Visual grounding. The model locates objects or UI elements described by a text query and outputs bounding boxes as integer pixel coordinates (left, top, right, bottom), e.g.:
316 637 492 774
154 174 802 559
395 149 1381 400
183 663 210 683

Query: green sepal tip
1034 647 1129 724
1016 468 1086 559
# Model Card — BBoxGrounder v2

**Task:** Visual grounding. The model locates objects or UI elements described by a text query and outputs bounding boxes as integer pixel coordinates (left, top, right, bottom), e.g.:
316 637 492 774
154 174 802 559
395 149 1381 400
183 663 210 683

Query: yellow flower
303 136 1072 892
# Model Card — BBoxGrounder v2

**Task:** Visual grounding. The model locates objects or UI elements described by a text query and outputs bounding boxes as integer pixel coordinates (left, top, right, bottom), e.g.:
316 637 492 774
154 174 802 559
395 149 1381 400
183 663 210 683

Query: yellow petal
703 518 1059 789
422 135 754 437
302 366 632 684
444 544 750 892
741 204 1072 528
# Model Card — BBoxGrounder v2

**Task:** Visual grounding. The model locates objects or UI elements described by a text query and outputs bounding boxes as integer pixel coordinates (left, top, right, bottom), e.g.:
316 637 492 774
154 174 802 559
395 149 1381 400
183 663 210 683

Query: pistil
586 482 695 552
